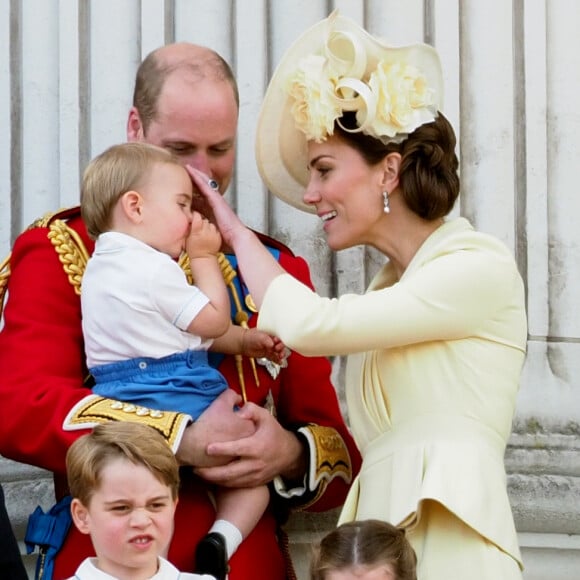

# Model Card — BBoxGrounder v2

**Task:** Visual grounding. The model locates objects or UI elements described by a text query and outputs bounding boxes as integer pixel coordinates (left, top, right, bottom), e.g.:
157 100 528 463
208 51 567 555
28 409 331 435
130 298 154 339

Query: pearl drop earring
382 191 390 214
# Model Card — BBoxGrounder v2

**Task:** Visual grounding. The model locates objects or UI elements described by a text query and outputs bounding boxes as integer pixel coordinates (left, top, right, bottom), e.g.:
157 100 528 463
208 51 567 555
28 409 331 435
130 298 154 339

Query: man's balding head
133 43 239 133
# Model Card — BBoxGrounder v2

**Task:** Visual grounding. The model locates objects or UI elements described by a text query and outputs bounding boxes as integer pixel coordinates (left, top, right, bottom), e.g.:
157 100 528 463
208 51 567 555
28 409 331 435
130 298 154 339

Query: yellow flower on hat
288 55 342 142
366 61 436 142
286 26 438 145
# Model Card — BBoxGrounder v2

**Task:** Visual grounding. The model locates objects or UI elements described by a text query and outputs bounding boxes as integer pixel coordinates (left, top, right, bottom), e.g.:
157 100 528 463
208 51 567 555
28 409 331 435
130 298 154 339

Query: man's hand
194 402 307 488
175 389 255 467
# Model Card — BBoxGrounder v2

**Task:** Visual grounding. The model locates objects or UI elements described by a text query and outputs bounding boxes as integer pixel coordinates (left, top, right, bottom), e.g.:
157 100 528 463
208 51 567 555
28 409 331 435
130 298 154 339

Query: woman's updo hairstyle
335 111 460 220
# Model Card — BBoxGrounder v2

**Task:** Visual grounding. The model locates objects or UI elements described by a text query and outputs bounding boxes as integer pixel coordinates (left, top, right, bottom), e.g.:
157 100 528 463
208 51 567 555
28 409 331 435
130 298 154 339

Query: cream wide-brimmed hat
255 11 444 213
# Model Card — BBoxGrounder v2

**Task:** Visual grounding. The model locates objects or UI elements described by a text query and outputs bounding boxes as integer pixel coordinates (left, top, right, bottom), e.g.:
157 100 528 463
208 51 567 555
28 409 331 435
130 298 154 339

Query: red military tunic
0 208 361 580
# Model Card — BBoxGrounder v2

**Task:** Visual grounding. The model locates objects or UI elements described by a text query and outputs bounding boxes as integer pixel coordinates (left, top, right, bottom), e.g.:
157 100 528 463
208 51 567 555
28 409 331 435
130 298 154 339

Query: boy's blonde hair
66 421 180 506
80 142 180 240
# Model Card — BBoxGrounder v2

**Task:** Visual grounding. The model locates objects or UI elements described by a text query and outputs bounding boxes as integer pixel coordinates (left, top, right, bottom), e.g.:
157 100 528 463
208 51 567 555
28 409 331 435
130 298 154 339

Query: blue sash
25 495 72 580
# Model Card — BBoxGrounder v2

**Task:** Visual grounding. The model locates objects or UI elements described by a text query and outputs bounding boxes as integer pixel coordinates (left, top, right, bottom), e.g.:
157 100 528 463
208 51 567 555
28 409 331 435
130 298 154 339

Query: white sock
210 519 243 559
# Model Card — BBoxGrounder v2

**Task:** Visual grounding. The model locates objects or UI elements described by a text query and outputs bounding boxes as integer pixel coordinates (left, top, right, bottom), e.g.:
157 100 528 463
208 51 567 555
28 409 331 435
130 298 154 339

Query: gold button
245 294 258 313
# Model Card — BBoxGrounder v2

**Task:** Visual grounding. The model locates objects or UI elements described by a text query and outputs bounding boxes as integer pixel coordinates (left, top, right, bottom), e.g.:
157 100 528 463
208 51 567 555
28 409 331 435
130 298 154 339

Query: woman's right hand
187 164 286 310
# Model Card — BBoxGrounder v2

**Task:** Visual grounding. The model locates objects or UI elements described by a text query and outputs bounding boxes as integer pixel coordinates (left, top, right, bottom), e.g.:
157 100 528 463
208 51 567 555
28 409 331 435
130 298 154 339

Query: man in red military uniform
0 44 360 579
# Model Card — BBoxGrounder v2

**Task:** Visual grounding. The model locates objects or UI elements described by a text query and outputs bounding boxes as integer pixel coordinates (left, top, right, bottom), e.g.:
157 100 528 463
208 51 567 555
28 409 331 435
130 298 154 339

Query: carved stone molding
506 431 580 534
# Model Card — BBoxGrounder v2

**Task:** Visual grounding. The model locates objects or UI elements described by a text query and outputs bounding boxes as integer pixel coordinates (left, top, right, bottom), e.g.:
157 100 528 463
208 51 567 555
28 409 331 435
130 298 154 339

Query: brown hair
133 43 240 134
66 422 180 506
335 111 460 220
310 519 417 580
80 141 179 240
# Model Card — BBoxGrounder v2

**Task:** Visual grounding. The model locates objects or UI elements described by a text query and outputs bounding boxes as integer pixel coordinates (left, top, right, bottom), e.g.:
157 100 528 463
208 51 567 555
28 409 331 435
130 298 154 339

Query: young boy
79 142 286 579
66 421 216 579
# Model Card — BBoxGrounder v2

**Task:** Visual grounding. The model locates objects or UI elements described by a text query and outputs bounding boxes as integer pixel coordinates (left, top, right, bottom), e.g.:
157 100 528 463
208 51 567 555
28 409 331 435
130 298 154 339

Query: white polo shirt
81 232 211 368
68 556 216 579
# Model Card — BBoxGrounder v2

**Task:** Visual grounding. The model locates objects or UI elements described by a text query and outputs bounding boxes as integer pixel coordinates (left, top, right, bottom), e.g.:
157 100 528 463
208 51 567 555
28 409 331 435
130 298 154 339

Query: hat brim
255 12 444 213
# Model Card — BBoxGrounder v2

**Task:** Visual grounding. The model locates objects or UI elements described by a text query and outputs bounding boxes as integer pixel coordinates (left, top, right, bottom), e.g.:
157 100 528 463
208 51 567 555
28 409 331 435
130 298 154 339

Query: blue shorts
91 350 228 420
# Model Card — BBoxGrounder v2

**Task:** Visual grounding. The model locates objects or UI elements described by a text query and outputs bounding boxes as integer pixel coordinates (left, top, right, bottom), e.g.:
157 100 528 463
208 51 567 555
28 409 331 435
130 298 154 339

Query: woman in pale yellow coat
190 12 526 580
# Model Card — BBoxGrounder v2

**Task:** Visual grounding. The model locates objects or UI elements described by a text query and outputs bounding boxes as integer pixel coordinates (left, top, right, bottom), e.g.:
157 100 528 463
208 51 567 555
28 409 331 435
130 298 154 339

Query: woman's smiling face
303 134 387 251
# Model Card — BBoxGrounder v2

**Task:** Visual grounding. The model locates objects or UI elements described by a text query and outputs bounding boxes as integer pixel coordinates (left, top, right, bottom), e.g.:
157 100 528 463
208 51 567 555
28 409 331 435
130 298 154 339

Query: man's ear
120 191 144 223
70 498 91 535
127 107 145 142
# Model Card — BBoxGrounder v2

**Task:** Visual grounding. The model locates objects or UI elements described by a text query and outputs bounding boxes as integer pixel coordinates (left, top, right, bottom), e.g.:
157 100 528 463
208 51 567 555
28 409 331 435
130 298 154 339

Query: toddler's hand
242 329 289 365
186 211 222 258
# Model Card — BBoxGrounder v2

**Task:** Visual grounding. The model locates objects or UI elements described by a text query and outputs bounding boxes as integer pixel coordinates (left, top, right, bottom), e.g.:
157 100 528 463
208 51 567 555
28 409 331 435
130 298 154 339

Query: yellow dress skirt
408 500 522 580
338 416 524 580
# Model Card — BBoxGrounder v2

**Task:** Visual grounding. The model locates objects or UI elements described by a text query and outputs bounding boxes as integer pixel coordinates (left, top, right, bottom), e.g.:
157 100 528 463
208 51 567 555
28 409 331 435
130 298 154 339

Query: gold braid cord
179 252 259 403
0 253 10 319
47 219 90 296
